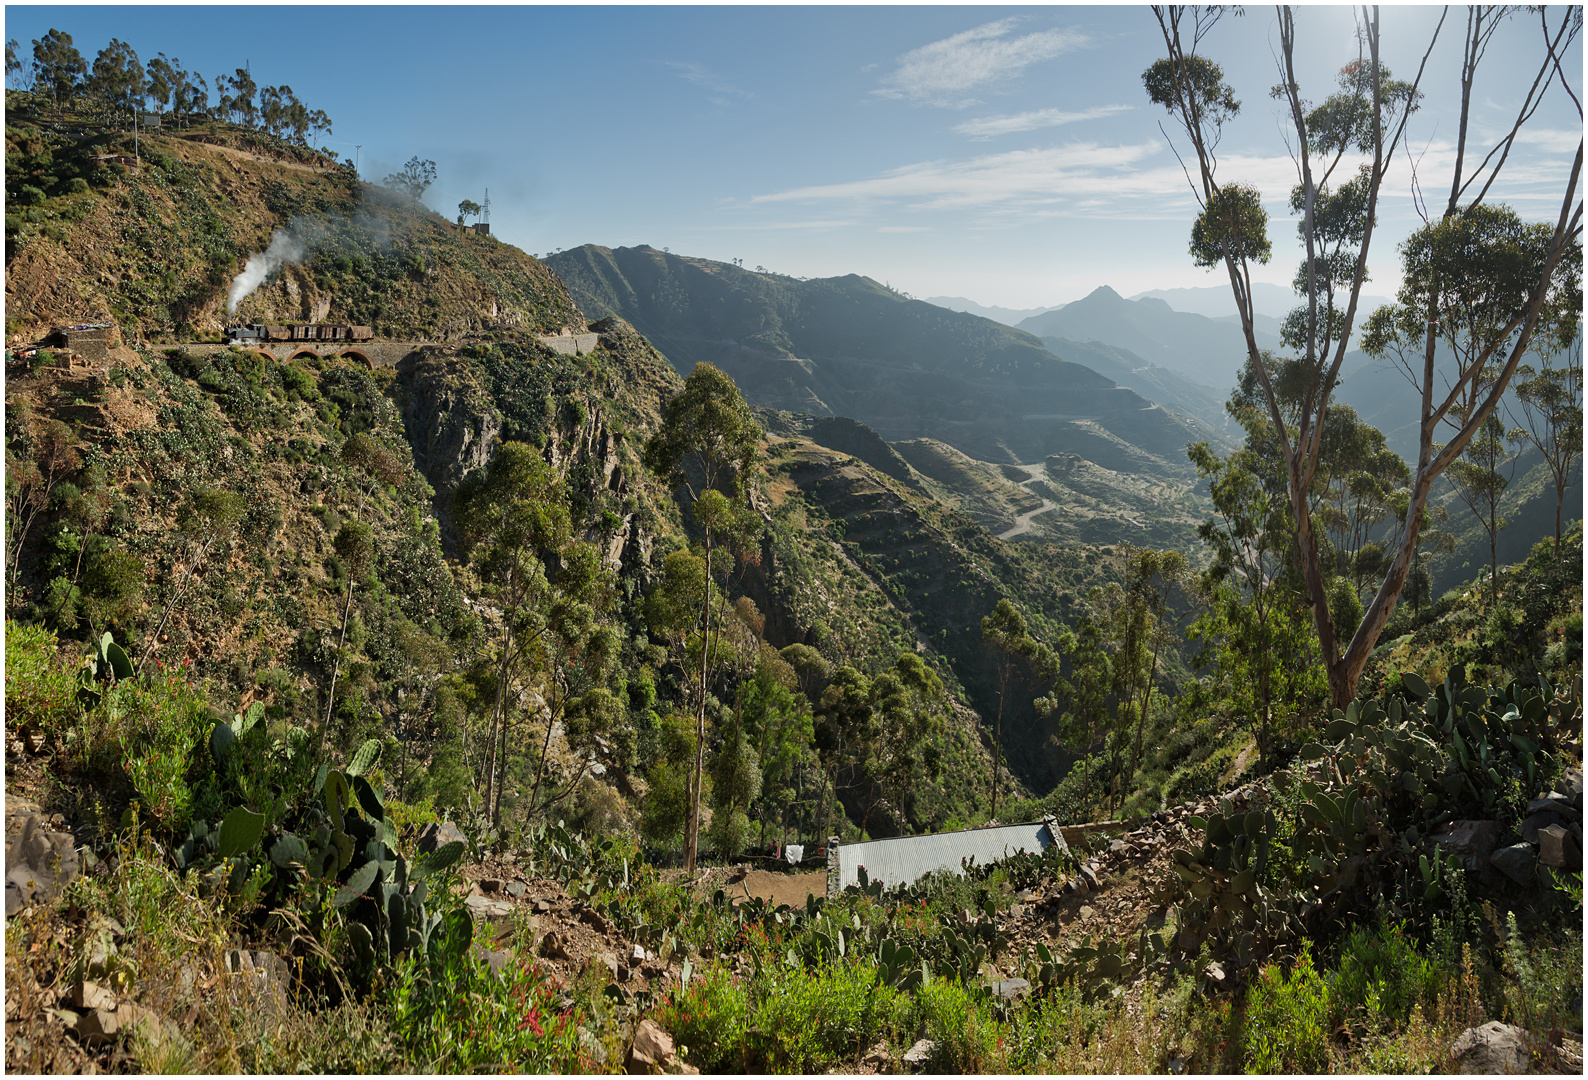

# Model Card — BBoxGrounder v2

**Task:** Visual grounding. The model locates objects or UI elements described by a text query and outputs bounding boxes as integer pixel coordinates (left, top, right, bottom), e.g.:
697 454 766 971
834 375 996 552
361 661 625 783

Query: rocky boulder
1430 820 1501 879
415 821 467 855
1449 1021 1538 1074
6 798 81 916
1490 843 1537 886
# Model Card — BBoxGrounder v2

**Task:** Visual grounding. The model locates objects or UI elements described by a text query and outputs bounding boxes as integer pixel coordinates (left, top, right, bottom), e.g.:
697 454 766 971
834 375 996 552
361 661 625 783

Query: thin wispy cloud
1507 127 1583 156
698 219 859 231
875 19 1089 108
664 61 752 102
751 142 1176 212
954 104 1135 139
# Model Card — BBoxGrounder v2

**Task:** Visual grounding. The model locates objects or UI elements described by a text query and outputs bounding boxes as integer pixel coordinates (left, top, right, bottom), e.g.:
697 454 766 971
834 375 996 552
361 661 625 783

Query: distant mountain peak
1084 284 1124 301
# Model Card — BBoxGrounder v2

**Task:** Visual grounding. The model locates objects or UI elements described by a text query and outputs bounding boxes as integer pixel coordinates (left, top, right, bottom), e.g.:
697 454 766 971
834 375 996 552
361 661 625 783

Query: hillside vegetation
5 95 581 343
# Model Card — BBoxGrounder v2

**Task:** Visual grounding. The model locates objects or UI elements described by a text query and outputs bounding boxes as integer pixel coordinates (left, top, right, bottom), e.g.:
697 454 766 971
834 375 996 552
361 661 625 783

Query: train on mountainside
226 323 374 346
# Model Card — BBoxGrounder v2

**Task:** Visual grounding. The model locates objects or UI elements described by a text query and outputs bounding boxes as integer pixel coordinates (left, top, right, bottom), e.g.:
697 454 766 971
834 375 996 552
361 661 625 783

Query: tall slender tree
454 442 578 826
31 29 85 110
981 599 1049 822
1509 337 1583 558
1145 5 1582 705
1445 413 1515 608
643 363 760 871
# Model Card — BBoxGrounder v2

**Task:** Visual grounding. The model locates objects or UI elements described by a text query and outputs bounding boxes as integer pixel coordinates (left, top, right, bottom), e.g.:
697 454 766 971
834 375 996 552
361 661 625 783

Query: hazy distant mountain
1129 282 1301 320
1018 285 1280 391
1038 336 1233 435
548 245 1220 472
1133 283 1394 349
923 296 1063 327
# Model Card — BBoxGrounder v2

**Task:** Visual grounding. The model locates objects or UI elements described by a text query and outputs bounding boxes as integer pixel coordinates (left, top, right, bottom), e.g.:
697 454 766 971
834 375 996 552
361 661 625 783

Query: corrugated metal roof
835 820 1065 891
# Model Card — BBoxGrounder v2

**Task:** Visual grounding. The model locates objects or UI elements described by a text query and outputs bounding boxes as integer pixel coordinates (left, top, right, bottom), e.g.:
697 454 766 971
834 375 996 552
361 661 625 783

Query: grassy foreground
5 619 1581 1073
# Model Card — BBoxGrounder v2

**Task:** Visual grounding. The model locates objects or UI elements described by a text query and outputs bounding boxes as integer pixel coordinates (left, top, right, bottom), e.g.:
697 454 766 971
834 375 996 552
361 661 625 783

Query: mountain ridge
547 244 1221 473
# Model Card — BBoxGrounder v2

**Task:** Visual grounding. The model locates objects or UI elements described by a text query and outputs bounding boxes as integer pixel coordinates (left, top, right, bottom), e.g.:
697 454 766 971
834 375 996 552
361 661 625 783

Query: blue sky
6 5 1581 309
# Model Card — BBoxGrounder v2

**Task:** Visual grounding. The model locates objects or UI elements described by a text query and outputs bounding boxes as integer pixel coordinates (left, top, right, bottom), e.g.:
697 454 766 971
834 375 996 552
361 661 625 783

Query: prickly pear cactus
1168 667 1579 970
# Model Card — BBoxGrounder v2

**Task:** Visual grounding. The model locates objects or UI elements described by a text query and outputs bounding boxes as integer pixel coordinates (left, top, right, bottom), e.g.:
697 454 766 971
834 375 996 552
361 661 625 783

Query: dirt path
187 139 326 174
996 462 1061 540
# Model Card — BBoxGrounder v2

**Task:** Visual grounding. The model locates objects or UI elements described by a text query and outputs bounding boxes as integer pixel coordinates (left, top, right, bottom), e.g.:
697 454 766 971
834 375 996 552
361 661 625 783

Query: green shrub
4 619 78 735
1330 921 1437 1033
753 961 904 1072
1499 911 1583 1035
914 978 999 1073
388 925 587 1072
658 966 751 1072
279 362 319 401
1243 943 1331 1073
113 673 213 832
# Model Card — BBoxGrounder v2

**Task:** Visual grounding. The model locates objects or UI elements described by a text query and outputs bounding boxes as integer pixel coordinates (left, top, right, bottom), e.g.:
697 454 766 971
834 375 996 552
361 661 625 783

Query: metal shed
831 819 1066 893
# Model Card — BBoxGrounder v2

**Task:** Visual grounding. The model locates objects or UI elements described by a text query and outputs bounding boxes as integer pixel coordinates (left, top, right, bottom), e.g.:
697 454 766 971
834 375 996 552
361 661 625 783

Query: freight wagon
226 323 374 346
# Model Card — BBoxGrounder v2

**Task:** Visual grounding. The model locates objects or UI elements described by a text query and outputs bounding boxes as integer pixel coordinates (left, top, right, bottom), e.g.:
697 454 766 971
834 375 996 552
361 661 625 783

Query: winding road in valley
997 462 1061 540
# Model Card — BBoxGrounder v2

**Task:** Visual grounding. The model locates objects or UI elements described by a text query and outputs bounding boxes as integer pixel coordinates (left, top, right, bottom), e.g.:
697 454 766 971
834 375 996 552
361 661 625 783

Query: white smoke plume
226 228 306 315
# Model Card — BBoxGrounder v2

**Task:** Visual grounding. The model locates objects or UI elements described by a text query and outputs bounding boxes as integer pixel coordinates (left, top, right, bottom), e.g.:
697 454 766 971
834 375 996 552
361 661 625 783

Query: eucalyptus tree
31 29 85 110
318 432 407 753
1186 441 1324 766
981 599 1050 821
708 707 761 858
1145 5 1582 706
1037 616 1111 814
88 39 143 127
1510 336 1583 558
1445 413 1515 608
1083 545 1188 812
813 654 945 838
454 441 595 826
642 362 761 870
521 550 619 823
867 652 947 836
740 654 816 847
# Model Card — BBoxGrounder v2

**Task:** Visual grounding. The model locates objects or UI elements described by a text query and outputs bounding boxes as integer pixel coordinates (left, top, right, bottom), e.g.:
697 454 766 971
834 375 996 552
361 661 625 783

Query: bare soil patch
729 868 827 908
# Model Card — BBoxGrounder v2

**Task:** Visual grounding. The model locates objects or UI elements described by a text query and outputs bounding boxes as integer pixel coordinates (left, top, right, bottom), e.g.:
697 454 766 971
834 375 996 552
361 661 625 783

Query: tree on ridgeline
89 39 143 128
383 156 437 201
31 29 85 110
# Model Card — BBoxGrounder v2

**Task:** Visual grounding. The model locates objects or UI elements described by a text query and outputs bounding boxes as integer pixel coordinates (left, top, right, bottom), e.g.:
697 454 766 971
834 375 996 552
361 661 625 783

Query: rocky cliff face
394 349 504 544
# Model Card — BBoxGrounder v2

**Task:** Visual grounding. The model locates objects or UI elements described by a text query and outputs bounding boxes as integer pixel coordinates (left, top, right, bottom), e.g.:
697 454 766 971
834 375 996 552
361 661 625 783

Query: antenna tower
482 189 490 227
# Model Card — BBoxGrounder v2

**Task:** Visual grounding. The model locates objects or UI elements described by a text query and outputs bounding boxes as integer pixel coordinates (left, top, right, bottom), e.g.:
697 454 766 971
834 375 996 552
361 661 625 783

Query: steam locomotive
226 323 374 346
